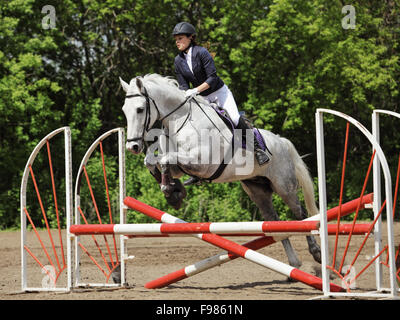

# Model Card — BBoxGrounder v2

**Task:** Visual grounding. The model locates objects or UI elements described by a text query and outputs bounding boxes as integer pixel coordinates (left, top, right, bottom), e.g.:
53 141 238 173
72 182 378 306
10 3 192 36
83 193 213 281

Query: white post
65 127 73 291
315 111 330 295
20 173 27 292
74 192 81 287
118 128 127 286
372 111 383 291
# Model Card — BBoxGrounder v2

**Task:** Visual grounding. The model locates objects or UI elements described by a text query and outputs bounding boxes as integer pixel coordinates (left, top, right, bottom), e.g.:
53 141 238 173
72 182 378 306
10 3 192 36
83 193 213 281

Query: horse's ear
136 77 146 95
119 77 130 92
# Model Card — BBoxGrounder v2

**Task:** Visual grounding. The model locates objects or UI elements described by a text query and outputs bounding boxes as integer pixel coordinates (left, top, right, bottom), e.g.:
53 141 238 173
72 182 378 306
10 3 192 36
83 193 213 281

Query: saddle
181 101 270 184
209 103 267 152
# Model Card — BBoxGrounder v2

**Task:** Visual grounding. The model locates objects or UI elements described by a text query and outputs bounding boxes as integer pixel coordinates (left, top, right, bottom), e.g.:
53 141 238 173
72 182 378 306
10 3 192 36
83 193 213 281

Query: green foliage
1 0 400 229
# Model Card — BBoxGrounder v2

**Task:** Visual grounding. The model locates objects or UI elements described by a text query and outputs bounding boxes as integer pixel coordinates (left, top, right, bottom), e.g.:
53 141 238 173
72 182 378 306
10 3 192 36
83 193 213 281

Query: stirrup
183 176 201 186
255 149 270 166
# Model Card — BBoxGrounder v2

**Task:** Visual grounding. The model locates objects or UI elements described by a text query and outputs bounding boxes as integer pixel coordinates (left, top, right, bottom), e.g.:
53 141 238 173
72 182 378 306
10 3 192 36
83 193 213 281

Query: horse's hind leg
240 179 302 269
273 183 321 264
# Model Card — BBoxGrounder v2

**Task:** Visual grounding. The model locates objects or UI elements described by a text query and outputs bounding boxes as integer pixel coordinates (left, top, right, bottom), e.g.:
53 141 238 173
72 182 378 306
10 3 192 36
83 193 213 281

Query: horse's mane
138 73 208 104
142 73 180 89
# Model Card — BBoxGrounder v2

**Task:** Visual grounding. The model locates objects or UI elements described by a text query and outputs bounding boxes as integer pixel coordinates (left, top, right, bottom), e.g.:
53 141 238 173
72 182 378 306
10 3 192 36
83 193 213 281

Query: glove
185 88 199 99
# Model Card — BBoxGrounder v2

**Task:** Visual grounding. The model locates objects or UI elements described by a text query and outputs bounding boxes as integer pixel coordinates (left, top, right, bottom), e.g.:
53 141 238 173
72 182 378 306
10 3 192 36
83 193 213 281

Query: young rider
172 22 270 184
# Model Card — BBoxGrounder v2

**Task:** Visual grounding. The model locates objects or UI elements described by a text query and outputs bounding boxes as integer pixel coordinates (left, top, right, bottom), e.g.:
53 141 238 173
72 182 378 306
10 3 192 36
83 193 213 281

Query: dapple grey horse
119 73 321 269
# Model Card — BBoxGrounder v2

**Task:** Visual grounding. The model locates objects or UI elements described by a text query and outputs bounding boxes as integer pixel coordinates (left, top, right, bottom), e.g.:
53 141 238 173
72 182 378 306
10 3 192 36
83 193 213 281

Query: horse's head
120 76 159 154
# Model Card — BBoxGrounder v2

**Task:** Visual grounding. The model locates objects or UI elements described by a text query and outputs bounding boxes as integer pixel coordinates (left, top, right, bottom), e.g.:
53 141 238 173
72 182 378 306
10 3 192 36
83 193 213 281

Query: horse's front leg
144 147 186 210
144 153 174 195
157 132 174 196
146 133 185 209
144 156 162 184
159 163 187 210
160 163 174 196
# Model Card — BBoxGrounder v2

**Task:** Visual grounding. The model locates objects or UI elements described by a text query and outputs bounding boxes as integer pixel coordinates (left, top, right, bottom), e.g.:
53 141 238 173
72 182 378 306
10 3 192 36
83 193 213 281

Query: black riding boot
236 116 270 166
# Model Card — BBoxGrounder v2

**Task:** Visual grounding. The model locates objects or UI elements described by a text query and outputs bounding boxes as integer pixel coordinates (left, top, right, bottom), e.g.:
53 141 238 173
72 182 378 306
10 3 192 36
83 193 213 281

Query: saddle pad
213 106 267 152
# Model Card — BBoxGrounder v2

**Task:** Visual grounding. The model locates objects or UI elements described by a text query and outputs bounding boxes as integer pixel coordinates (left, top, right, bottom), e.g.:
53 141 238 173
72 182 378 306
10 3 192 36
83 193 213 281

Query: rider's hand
185 88 199 99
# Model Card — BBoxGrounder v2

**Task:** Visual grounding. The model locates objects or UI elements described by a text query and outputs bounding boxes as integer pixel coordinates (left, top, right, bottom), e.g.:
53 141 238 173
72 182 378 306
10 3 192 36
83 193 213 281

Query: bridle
125 83 191 144
125 85 160 144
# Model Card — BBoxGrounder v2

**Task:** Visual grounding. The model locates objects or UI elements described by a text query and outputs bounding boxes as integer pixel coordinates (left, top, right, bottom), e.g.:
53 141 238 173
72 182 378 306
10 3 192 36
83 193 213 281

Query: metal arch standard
20 126 72 292
316 108 398 298
74 128 123 198
20 127 70 205
73 127 126 288
372 109 400 293
373 109 400 120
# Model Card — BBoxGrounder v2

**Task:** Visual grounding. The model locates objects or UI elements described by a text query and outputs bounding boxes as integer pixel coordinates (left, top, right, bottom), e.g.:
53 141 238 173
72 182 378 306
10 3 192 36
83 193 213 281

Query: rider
172 22 270 185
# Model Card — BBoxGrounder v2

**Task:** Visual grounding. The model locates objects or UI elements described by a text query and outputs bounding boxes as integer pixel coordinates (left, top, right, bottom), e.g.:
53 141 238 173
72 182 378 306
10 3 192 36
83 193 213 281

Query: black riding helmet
172 22 196 36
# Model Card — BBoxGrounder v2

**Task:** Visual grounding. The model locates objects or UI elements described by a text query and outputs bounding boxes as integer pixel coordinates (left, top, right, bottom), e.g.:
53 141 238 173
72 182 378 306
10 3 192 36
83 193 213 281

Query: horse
119 73 321 269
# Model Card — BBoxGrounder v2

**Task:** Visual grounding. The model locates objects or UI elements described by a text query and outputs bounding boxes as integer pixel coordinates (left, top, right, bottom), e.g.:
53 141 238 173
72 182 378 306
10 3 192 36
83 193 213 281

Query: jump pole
70 221 371 236
123 197 344 292
138 194 373 289
145 236 280 289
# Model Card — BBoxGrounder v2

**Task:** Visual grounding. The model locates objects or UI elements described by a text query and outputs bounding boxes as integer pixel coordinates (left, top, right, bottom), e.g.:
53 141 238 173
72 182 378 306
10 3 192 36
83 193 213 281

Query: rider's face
174 34 191 52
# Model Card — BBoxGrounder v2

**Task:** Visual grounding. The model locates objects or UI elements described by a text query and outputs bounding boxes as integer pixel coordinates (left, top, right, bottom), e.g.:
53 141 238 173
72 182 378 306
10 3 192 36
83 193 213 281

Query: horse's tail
283 138 319 216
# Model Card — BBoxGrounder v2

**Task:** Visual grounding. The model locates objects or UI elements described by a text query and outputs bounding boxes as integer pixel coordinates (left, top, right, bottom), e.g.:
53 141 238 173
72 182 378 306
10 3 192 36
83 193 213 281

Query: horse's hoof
165 192 184 210
309 247 322 264
107 263 121 284
287 277 298 283
290 261 302 269
160 185 173 197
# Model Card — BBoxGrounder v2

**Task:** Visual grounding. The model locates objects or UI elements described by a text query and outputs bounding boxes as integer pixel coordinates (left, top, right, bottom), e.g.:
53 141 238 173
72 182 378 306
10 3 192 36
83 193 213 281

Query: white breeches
204 84 240 127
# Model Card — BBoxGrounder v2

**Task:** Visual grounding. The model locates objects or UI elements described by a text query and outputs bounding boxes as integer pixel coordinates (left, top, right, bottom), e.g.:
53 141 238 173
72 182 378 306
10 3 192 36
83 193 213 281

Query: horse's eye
137 107 144 114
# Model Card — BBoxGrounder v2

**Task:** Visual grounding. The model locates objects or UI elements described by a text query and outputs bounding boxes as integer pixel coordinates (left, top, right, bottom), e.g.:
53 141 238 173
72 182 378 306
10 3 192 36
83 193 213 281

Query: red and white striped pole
145 235 279 289
70 221 370 236
123 197 345 292
128 194 373 289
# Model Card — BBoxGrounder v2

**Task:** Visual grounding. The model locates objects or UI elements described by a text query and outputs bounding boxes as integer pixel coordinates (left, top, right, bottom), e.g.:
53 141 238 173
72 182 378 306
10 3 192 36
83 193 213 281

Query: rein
159 96 191 122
